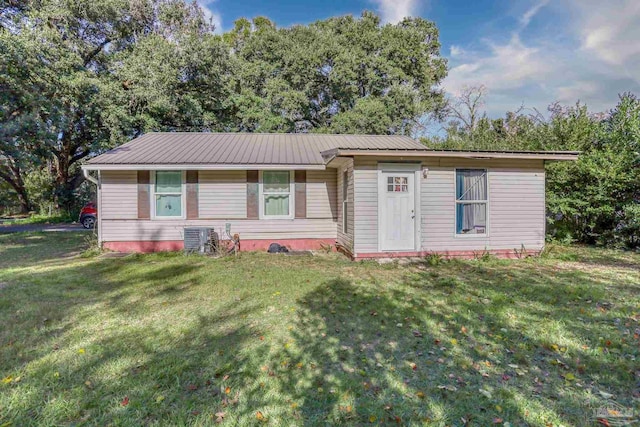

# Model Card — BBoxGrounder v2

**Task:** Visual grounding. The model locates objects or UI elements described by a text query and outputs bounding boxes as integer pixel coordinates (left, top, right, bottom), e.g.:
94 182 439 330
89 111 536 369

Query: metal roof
86 132 426 166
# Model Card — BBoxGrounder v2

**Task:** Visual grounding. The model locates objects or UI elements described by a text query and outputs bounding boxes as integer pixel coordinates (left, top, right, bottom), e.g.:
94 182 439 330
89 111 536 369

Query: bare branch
444 85 487 132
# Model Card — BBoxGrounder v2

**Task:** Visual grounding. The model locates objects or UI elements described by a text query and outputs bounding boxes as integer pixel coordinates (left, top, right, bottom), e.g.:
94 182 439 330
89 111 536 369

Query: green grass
1 213 75 225
0 233 638 426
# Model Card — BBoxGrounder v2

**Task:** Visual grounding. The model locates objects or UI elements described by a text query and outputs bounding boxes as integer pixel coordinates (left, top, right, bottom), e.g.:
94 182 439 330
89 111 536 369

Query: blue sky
199 0 640 117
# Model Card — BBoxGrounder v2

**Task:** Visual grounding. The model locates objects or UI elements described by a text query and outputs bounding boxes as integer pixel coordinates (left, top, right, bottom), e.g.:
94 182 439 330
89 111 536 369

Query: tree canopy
1 1 447 212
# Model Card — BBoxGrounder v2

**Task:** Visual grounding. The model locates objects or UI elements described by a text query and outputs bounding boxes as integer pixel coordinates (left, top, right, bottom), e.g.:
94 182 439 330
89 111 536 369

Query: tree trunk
0 166 32 213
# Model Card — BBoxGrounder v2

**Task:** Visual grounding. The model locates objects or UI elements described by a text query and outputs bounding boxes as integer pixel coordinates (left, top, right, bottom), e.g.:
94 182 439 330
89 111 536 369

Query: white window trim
453 168 489 238
259 170 295 220
151 170 186 220
342 169 348 234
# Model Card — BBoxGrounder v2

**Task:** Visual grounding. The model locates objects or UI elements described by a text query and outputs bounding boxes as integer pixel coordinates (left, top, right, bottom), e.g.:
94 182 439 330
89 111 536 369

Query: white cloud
198 0 223 34
446 35 550 97
571 0 640 65
449 45 464 58
442 0 640 116
519 0 549 27
370 0 420 24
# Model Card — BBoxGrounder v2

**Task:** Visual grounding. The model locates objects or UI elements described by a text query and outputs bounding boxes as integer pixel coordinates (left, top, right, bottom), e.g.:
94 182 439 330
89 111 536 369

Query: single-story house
81 133 578 260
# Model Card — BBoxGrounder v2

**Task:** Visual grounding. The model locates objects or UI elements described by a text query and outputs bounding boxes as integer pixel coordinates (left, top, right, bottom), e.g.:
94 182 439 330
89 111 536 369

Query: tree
1 0 225 211
445 85 487 132
226 12 448 134
1 7 448 213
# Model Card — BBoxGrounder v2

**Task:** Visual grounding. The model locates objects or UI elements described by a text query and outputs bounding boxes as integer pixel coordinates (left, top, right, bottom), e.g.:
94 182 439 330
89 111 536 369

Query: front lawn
0 233 638 426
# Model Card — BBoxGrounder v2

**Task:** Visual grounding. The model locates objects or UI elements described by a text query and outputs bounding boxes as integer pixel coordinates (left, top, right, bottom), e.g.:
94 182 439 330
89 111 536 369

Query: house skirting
103 238 336 253
102 241 540 259
353 248 541 261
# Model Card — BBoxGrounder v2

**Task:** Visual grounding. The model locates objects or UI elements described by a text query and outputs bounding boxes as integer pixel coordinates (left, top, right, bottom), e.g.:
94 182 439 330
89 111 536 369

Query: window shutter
295 170 306 219
137 171 150 219
186 170 198 219
247 170 259 219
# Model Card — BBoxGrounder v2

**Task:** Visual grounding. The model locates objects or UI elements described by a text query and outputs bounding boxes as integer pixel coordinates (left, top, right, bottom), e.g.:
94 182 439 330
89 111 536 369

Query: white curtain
457 170 487 233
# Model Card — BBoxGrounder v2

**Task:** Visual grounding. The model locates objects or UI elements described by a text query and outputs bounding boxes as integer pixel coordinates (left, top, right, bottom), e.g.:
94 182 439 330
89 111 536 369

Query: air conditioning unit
184 227 218 254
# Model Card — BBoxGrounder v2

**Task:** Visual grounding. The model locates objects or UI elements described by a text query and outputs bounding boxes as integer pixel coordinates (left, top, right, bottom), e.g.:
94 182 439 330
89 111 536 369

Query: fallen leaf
598 390 614 399
224 386 231 394
156 395 165 403
256 411 265 421
121 396 129 406
412 330 423 337
187 384 198 391
492 418 503 424
479 388 492 399
564 373 576 381
1 376 12 384
416 391 426 399
369 415 377 423
214 411 226 423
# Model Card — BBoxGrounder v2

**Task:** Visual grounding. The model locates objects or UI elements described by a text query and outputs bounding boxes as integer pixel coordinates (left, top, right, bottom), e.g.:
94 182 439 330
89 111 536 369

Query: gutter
322 149 580 161
81 163 327 171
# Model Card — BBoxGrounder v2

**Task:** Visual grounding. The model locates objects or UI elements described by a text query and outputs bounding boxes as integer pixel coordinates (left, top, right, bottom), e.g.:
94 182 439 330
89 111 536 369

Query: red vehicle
79 202 97 229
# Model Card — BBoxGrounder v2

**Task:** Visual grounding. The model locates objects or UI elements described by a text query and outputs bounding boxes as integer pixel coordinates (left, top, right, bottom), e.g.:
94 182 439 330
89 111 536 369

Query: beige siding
99 168 339 243
307 170 337 219
100 171 137 219
101 218 337 241
352 156 546 254
336 159 354 251
352 157 378 253
421 159 545 252
199 170 247 218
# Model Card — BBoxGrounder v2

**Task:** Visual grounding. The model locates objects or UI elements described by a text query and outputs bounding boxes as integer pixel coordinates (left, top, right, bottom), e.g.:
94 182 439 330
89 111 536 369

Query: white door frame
377 162 421 252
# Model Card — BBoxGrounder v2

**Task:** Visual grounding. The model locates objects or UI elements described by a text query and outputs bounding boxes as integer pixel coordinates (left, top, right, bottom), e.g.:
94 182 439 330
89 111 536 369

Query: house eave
324 149 580 161
81 163 327 171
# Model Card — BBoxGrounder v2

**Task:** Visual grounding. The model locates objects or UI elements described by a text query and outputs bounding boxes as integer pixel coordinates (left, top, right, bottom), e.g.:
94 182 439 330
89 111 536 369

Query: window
261 171 293 218
342 170 348 233
154 171 183 218
387 176 408 192
455 169 487 235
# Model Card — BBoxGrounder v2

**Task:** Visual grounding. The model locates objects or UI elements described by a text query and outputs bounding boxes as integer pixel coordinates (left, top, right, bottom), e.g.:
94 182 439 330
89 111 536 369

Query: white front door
380 171 416 251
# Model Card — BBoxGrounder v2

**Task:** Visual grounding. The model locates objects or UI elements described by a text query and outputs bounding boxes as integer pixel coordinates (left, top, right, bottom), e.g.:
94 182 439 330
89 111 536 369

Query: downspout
83 168 98 185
